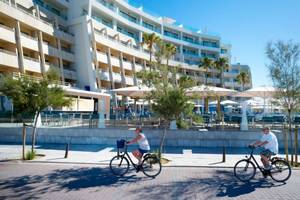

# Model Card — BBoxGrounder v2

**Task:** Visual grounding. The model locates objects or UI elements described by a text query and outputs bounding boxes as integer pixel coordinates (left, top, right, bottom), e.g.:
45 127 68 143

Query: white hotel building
0 0 252 112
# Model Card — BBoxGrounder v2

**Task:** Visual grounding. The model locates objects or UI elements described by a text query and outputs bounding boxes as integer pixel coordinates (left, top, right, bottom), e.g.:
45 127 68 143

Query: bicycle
109 139 162 178
234 145 291 182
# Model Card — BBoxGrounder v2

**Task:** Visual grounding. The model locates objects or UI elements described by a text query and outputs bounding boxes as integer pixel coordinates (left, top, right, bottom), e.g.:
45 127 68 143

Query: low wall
0 127 299 149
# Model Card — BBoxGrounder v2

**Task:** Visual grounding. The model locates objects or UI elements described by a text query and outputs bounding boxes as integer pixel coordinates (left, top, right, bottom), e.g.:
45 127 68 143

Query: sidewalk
0 144 298 168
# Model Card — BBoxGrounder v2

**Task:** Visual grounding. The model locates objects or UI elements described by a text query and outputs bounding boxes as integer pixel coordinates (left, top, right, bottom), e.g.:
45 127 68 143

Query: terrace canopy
185 85 237 97
111 85 153 99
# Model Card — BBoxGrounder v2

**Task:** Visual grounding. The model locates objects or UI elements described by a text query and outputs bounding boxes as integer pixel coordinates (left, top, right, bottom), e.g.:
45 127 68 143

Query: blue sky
130 0 300 87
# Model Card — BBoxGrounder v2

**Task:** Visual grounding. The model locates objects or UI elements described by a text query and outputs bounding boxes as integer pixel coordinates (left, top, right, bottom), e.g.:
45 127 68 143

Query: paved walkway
1 144 299 168
1 162 300 200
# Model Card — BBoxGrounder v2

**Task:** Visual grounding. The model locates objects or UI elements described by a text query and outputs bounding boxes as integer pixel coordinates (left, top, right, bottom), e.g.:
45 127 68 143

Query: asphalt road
0 162 299 200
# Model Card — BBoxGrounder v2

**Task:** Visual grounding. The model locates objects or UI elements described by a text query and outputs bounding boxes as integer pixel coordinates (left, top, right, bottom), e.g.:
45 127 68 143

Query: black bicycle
109 139 162 178
234 146 291 182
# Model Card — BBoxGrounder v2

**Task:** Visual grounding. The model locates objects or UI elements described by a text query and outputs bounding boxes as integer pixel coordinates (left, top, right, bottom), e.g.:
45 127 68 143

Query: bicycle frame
245 147 265 173
118 143 150 170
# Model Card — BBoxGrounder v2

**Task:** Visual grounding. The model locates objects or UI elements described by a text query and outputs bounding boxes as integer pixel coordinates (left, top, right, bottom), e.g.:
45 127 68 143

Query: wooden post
295 126 298 166
222 146 226 162
284 125 289 162
64 143 69 158
22 123 26 160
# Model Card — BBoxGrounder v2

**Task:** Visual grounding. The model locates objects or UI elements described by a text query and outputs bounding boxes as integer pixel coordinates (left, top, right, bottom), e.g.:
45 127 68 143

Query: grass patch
25 150 36 160
160 157 170 164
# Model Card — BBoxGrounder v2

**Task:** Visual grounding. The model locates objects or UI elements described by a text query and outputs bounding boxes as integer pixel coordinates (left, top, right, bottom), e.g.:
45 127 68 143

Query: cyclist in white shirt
250 127 278 173
127 127 150 170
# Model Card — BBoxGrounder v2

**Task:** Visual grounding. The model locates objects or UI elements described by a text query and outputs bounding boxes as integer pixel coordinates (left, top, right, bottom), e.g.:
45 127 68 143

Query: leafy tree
199 57 214 113
141 33 161 70
266 40 300 164
0 68 72 154
199 57 214 85
214 57 230 87
164 43 177 67
137 40 195 159
236 71 250 91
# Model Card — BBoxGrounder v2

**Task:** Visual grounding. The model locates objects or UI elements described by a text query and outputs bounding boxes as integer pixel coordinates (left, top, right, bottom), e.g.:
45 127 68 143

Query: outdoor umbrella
234 86 278 131
111 85 153 98
221 100 238 105
186 85 237 115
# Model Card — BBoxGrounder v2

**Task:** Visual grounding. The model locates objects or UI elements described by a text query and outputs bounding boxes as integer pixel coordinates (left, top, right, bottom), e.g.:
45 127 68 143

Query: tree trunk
22 123 26 160
284 124 289 162
31 111 40 153
149 51 152 71
158 125 167 160
205 98 209 113
288 110 293 165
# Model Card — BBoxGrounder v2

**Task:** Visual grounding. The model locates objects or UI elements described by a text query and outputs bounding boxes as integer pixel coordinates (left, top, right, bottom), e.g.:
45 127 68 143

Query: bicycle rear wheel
141 155 162 178
109 155 129 176
270 159 291 182
234 159 256 182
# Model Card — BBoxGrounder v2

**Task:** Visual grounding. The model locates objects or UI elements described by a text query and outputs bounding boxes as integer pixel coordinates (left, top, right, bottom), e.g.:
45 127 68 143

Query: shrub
176 119 190 129
25 150 36 160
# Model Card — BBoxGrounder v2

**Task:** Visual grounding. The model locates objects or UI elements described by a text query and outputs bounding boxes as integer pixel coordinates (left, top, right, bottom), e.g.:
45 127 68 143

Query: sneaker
262 169 270 178
136 164 142 173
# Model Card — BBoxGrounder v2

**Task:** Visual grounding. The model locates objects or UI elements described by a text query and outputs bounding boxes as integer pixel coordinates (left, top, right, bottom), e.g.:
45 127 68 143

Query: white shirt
138 133 150 151
260 131 278 154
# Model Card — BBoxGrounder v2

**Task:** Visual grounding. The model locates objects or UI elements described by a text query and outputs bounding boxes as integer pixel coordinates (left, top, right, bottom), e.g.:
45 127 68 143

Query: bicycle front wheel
234 159 256 182
109 155 129 176
270 159 291 182
142 155 162 178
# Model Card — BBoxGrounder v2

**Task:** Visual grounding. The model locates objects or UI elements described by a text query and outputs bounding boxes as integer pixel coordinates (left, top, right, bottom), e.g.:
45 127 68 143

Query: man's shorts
260 149 276 158
138 148 149 155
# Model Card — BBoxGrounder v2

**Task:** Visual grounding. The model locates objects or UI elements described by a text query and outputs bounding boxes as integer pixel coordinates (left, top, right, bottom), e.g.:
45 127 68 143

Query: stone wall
0 127 299 149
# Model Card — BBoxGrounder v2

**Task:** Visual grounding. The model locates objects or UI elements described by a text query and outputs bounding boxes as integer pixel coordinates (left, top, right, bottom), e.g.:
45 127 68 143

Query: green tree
214 57 230 87
199 57 214 113
141 33 161 70
137 41 195 159
164 43 177 67
199 57 214 85
266 40 300 165
236 71 250 91
0 68 72 155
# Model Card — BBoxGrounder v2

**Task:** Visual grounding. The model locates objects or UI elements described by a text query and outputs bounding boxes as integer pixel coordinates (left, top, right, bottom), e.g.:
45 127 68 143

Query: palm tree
164 43 177 67
141 33 161 70
214 57 230 87
199 57 214 113
237 71 250 91
199 57 213 85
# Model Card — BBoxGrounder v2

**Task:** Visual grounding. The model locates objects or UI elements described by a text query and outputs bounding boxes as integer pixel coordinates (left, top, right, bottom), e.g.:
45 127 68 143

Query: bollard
222 146 226 162
64 143 69 158
295 126 298 166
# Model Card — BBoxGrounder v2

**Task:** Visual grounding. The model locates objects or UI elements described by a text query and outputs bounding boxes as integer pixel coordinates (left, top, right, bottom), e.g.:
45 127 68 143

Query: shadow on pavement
130 170 285 199
0 166 145 199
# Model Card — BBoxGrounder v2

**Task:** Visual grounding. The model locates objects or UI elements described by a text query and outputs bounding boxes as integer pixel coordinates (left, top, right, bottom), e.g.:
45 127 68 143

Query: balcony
125 76 134 85
110 56 120 67
112 72 122 83
122 60 132 70
99 70 110 81
23 56 41 73
61 50 74 62
96 51 108 63
0 49 18 69
43 42 59 57
135 63 143 72
21 33 39 51
0 24 15 43
0 0 74 43
63 69 77 80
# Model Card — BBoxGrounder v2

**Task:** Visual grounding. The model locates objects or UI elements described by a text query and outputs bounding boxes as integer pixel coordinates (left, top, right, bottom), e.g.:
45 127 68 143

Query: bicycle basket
117 139 126 149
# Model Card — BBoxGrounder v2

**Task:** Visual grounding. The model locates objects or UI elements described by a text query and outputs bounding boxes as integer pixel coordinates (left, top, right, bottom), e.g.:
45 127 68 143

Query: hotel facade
0 0 252 113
